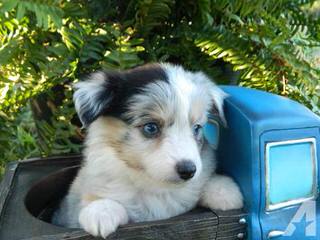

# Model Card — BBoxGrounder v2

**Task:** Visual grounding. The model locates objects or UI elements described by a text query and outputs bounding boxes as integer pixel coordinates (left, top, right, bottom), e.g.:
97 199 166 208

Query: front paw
79 199 128 238
200 175 243 211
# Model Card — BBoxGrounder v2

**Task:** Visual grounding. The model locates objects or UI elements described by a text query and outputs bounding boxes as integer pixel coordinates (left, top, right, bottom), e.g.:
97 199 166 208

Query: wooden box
0 155 246 240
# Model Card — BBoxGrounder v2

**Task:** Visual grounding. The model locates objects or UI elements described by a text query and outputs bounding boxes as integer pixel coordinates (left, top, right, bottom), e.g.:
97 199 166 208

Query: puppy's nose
176 160 196 180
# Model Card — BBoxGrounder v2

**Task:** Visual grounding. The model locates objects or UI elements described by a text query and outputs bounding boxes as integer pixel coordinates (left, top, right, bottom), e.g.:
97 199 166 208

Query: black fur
80 63 168 126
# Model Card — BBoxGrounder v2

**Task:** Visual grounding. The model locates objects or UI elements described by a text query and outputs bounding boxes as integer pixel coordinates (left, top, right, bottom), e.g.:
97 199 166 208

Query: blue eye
142 122 160 138
193 124 203 137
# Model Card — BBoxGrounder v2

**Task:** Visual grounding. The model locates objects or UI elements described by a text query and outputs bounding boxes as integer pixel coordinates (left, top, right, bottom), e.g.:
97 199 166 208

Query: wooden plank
215 209 246 224
215 209 247 239
216 234 246 240
23 230 97 240
24 211 218 240
19 154 82 166
216 222 246 237
0 162 18 220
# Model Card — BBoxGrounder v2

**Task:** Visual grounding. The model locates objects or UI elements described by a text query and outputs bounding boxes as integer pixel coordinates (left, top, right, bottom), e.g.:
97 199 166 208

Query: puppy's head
74 63 226 183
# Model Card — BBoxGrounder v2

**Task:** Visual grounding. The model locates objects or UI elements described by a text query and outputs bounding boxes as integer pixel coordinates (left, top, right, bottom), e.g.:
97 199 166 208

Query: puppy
52 63 243 238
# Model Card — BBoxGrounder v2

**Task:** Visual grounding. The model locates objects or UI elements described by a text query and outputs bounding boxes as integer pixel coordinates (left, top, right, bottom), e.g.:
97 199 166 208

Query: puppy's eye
192 124 203 137
142 122 160 138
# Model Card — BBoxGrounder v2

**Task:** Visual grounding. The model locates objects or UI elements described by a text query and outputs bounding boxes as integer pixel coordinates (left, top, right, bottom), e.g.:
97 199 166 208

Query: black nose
176 160 196 180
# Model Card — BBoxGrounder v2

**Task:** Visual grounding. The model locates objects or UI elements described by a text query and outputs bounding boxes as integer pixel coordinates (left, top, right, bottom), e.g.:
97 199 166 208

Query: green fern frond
1 0 63 29
195 28 276 89
134 0 173 35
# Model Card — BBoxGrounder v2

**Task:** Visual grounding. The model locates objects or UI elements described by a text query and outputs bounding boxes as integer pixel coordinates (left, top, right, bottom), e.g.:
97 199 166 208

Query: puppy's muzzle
176 160 196 180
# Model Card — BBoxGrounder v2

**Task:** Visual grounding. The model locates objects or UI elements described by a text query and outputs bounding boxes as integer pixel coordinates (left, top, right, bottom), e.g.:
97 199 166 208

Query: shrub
0 0 319 175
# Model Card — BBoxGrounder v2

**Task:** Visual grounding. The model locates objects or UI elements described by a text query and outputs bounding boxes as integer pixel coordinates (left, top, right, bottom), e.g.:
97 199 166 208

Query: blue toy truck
0 86 319 240
205 86 320 239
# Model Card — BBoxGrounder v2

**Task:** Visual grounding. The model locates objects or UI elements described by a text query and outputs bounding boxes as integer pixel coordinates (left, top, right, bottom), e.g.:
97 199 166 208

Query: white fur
73 71 111 126
79 199 128 238
52 63 243 238
199 174 243 211
161 63 228 124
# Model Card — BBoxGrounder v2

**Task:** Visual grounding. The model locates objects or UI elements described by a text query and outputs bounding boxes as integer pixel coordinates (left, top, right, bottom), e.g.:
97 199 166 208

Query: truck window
265 138 317 211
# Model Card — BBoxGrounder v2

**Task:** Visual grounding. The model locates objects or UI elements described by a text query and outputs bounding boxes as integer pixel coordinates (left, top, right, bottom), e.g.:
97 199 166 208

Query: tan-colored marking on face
117 148 145 171
100 117 145 171
81 193 101 205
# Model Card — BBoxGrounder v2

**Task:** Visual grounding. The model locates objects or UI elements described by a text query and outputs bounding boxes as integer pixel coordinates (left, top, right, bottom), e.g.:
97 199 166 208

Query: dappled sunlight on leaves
0 0 319 174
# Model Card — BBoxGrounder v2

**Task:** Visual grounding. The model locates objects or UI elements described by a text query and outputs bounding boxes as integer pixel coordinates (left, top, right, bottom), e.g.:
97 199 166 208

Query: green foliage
0 0 320 175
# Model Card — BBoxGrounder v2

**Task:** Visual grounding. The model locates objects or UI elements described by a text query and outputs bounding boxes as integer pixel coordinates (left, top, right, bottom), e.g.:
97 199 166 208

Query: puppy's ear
73 71 119 127
210 85 228 127
192 70 228 126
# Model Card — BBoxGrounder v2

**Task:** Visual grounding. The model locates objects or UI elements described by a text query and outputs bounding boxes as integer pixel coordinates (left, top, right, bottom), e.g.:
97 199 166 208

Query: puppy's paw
200 175 243 211
79 199 128 238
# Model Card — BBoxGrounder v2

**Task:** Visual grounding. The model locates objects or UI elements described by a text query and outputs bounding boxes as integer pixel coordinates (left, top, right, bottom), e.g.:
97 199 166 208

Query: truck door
259 128 320 239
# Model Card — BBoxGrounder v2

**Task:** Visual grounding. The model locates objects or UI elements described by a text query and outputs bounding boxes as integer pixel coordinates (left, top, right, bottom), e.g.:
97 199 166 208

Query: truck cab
205 86 320 239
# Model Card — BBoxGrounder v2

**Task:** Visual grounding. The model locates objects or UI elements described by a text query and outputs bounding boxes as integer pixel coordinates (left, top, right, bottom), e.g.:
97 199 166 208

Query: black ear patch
73 71 117 127
73 64 168 127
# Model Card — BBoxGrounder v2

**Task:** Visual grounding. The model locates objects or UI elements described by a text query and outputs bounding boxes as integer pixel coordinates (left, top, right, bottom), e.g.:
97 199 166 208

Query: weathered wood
0 155 247 240
19 154 82 166
23 231 95 240
0 156 83 240
0 162 18 220
216 210 247 239
24 210 219 240
215 209 247 224
216 235 245 240
216 222 246 237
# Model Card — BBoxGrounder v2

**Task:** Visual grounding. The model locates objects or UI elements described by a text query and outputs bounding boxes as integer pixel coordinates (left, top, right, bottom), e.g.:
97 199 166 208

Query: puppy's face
74 63 226 183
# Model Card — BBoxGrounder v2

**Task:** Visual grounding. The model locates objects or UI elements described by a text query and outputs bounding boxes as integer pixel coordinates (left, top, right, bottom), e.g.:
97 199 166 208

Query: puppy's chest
123 186 201 222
